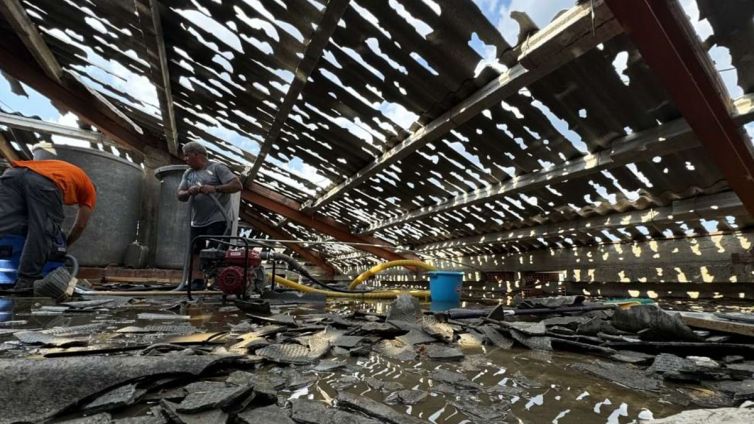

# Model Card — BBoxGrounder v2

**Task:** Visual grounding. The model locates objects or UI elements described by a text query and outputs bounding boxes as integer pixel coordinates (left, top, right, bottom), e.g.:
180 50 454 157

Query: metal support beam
239 207 337 276
136 0 178 155
245 0 350 183
303 0 622 211
362 93 754 235
416 191 745 252
0 111 105 143
605 0 754 217
243 183 411 262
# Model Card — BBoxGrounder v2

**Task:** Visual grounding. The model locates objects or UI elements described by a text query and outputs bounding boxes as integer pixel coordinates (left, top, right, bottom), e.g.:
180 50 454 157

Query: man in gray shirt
177 142 242 289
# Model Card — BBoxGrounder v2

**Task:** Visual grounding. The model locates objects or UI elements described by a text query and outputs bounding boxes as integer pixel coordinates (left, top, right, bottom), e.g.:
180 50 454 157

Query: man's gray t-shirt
178 161 236 227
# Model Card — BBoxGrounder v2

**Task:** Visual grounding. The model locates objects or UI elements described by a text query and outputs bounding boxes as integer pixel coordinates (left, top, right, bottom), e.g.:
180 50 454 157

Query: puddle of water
1 295 747 422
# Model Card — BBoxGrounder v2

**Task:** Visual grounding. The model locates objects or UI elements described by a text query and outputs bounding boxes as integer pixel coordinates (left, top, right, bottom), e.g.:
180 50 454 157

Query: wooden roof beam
239 207 337 277
243 183 413 263
136 0 178 155
245 0 350 184
0 133 21 162
416 191 745 252
362 93 754 235
303 0 622 211
0 0 62 83
605 0 754 217
0 37 167 162
0 2 145 146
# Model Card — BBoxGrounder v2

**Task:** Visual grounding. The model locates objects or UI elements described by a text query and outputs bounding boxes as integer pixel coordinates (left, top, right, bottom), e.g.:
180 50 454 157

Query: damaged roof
0 0 753 271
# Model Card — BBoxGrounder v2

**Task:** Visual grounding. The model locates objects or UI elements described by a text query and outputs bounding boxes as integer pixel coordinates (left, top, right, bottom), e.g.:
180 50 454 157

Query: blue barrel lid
428 270 464 275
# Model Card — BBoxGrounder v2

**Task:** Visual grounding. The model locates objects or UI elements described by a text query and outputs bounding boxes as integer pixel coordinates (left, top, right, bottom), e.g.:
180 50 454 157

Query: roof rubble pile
1 294 754 422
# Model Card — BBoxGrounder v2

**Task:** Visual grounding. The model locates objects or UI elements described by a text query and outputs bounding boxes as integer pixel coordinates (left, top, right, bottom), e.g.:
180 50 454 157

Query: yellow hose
347 260 436 290
272 275 430 300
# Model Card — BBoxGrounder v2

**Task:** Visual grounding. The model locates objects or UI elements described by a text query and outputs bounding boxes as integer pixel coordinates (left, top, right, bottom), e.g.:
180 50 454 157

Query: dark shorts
189 221 228 254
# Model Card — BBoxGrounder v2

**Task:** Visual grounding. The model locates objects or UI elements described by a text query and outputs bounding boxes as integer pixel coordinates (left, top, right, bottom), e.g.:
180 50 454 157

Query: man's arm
198 176 242 194
178 185 200 201
177 171 197 201
67 205 93 246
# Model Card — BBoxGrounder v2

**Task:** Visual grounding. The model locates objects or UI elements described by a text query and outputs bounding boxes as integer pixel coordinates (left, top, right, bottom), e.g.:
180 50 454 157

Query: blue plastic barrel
429 271 464 306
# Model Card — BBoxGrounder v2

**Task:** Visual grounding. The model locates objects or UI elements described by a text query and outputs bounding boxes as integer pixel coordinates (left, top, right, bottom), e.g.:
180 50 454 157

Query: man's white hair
182 141 207 156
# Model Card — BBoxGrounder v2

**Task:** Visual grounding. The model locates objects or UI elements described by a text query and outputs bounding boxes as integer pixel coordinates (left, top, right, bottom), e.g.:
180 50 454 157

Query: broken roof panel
1 0 753 269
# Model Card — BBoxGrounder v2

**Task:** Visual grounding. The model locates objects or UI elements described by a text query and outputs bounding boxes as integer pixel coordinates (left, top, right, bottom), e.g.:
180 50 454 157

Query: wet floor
0 295 750 422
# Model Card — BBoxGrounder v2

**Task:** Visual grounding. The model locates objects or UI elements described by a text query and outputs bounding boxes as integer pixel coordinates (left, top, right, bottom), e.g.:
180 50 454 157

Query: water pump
199 248 266 296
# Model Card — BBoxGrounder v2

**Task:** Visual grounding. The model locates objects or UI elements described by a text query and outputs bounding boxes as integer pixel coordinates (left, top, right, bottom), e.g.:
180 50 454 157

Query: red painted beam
239 208 337 277
605 0 754 216
243 185 413 262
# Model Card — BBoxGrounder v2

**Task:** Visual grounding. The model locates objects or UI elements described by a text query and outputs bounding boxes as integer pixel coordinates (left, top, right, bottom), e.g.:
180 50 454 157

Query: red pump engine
199 248 264 296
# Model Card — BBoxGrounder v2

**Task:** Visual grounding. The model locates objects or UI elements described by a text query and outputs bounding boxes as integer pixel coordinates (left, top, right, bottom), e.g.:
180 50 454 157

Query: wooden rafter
363 93 754 235
0 29 408 263
136 0 178 155
244 182 413 262
0 0 62 83
245 0 351 184
414 191 745 252
0 133 21 162
606 0 754 217
303 0 622 211
0 2 145 149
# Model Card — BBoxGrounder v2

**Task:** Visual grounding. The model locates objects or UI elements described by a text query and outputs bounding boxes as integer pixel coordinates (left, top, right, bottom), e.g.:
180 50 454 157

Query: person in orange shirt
0 159 96 293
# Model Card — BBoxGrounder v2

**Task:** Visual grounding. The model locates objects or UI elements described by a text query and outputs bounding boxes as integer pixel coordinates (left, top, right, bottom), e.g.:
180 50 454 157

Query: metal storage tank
33 144 144 266
154 165 190 268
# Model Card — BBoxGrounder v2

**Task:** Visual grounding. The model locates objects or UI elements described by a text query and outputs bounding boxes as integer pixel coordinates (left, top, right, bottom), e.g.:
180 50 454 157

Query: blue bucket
429 271 463 306
0 235 63 285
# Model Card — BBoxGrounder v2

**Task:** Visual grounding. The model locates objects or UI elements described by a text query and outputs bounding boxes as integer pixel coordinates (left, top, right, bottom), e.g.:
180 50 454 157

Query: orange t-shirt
12 160 96 209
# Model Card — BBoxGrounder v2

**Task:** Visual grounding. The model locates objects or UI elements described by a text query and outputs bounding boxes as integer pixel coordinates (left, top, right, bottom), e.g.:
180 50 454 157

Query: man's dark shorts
190 221 227 254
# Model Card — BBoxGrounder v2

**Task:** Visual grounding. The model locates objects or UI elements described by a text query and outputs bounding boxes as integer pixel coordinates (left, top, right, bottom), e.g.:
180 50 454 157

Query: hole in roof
612 51 630 86
708 46 743 98
743 122 754 145
174 8 243 53
422 0 441 15
379 101 419 131
84 16 107 34
322 50 342 69
351 1 392 39
410 52 439 76
578 109 587 118
365 38 407 74
530 98 588 153
389 0 433 38
335 43 385 81
626 163 654 188
679 0 714 41
468 33 507 77
500 101 524 119
685 161 696 171
234 6 280 42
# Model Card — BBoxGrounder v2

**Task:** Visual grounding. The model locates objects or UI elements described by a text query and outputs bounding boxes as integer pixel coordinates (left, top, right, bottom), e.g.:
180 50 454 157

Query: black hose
64 254 79 279
260 252 375 293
